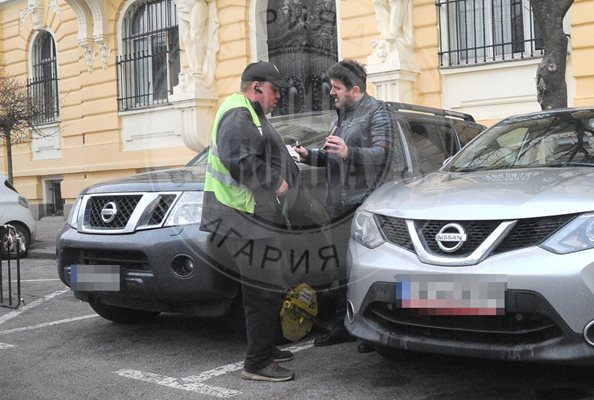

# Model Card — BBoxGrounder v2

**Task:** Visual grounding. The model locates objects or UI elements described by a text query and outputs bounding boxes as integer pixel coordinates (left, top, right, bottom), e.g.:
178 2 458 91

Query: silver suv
346 108 594 364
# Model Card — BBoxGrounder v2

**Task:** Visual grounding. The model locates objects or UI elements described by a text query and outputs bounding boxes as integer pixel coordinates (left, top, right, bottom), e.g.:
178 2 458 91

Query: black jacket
302 94 395 211
200 99 300 239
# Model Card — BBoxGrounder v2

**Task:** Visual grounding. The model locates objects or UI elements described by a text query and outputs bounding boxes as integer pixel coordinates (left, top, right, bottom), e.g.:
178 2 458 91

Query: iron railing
437 0 544 67
28 67 60 125
117 0 179 111
116 39 180 111
0 225 23 310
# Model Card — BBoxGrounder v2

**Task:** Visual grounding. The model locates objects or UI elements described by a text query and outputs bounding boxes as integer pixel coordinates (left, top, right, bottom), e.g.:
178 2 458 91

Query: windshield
185 112 333 167
448 110 594 172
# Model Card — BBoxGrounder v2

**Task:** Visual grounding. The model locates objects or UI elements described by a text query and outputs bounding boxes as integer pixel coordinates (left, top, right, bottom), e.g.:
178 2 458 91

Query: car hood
364 167 594 220
83 166 206 194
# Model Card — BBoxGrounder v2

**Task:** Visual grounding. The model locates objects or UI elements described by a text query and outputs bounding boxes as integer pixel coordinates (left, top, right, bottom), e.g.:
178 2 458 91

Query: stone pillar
367 39 420 103
170 74 218 152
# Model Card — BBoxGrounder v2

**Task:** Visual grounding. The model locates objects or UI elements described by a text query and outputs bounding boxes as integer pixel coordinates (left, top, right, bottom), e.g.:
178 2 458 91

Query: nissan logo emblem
100 201 118 224
435 223 467 253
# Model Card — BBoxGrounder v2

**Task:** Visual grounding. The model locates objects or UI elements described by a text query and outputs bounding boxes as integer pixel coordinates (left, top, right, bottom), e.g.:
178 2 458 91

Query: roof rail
387 102 476 122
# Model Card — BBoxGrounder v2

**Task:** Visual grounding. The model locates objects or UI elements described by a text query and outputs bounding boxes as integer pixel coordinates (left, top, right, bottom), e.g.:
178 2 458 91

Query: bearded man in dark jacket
294 59 396 351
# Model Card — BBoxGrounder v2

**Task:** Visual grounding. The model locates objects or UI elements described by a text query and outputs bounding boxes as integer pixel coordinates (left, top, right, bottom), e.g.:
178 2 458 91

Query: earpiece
255 86 263 94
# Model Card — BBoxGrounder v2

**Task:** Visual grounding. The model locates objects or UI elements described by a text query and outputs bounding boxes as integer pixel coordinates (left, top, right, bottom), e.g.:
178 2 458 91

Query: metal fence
0 225 23 310
117 0 179 111
28 71 60 125
116 38 180 111
437 0 544 67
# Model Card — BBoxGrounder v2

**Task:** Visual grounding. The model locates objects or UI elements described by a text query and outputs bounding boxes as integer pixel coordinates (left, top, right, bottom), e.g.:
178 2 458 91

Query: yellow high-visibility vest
204 94 261 214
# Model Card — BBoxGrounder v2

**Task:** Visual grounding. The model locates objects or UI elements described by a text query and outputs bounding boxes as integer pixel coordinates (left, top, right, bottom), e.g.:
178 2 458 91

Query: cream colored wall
214 1 251 104
336 0 440 105
1 0 195 214
571 0 594 107
411 0 441 107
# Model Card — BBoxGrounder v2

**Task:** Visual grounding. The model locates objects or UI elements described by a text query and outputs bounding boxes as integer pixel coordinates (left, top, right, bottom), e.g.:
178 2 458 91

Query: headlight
540 213 594 254
163 191 204 227
67 196 83 228
351 210 385 249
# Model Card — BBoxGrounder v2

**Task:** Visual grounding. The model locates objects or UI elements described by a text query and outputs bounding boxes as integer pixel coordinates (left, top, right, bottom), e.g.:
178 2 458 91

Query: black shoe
357 342 375 353
314 328 356 347
241 361 295 382
272 346 293 362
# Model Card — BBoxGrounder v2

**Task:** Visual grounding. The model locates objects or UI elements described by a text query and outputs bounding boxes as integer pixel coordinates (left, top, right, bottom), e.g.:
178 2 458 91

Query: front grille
87 195 142 229
420 220 500 256
377 214 578 257
377 215 414 251
366 302 563 345
147 195 176 226
494 214 577 254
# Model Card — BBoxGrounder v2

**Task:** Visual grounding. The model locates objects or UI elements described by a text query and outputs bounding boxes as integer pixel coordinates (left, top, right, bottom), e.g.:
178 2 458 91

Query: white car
346 108 594 365
0 176 37 258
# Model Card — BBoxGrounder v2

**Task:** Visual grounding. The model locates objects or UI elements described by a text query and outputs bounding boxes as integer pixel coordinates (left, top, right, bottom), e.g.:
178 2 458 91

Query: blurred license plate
71 265 120 291
396 274 506 316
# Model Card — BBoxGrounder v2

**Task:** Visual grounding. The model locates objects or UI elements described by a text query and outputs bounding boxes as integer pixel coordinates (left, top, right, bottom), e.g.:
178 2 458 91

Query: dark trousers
328 206 356 330
224 237 285 371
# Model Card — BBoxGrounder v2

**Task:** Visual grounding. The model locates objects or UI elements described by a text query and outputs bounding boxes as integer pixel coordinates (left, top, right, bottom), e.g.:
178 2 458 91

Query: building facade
0 0 593 218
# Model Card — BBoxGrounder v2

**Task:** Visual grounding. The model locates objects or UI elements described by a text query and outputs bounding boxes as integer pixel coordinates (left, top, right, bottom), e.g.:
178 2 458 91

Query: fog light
584 320 594 347
171 255 195 278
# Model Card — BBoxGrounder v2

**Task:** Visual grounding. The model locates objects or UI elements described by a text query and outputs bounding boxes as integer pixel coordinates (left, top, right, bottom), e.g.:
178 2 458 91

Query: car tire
89 299 160 323
375 345 413 361
0 223 30 259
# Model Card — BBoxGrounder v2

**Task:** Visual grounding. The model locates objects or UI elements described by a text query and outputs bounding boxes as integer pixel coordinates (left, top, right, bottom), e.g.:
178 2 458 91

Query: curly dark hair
326 59 367 92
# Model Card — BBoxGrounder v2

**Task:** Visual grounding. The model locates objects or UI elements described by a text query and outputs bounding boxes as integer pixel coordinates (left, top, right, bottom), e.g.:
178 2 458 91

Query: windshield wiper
451 166 494 172
545 161 594 168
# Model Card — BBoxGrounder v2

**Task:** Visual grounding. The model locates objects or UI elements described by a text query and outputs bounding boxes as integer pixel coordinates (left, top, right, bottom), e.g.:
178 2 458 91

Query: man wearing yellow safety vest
200 62 298 382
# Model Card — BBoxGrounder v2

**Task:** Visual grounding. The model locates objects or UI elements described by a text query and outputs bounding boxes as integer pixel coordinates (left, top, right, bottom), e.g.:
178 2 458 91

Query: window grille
437 0 544 67
28 31 59 125
117 0 180 111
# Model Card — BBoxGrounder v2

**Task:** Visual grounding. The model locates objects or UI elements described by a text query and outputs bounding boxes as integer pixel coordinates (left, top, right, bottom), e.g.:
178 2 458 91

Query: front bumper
57 224 240 316
346 240 594 364
57 221 350 316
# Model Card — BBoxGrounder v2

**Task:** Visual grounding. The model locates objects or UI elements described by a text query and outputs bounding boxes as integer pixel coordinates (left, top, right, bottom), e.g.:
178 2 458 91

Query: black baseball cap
241 61 289 88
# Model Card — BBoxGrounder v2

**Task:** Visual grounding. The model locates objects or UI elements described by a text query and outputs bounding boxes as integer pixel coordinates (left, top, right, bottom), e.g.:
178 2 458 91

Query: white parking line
0 314 99 336
0 288 69 326
115 340 315 398
115 370 242 398
0 342 15 350
13 279 61 283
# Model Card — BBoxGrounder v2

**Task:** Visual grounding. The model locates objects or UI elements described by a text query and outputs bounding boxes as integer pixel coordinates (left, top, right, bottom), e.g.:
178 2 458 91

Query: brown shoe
240 362 295 382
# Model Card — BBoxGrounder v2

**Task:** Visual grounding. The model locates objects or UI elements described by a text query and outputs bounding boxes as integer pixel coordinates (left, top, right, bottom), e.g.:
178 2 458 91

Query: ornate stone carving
20 0 42 30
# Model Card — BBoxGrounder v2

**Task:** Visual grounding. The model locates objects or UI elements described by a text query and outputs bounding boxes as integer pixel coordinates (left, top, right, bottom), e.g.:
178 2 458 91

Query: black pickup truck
57 103 485 323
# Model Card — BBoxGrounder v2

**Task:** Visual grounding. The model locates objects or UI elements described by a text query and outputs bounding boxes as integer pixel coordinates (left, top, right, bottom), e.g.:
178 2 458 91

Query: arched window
117 0 180 110
29 30 59 125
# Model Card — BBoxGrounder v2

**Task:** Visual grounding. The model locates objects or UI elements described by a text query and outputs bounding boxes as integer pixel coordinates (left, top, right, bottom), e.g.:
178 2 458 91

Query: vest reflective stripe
204 94 261 214
206 162 237 186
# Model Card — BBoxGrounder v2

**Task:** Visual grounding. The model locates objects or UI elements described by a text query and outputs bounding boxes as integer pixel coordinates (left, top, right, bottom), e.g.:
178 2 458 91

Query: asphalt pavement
28 216 65 260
